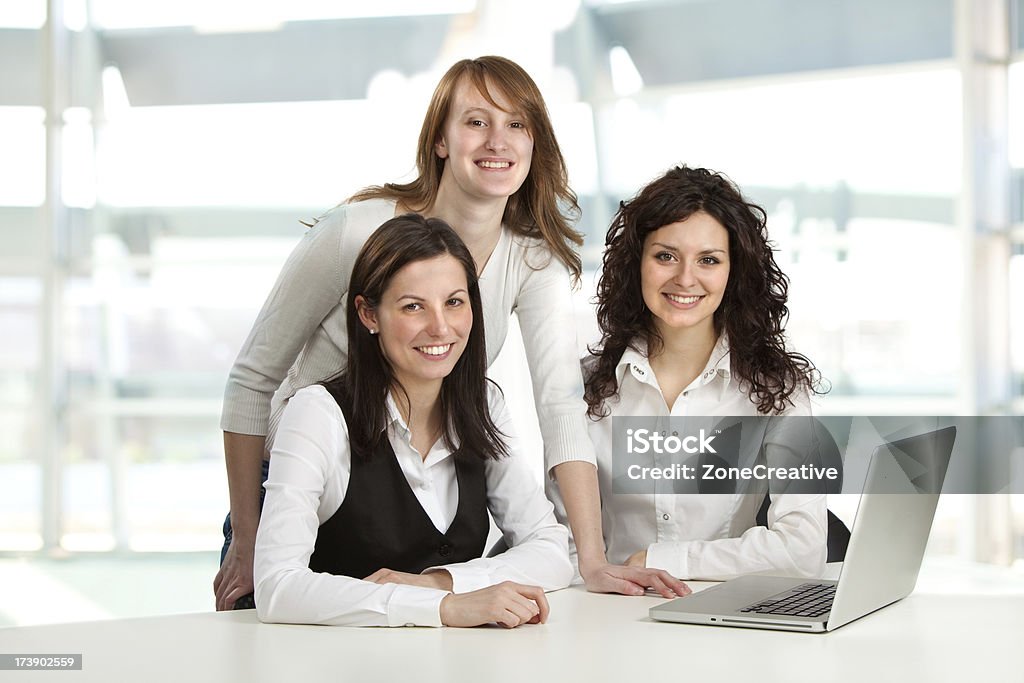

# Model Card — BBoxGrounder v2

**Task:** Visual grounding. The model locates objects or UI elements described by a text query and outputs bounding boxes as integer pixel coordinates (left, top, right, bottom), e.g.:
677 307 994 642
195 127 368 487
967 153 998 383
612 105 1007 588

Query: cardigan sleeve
220 207 351 436
512 241 595 474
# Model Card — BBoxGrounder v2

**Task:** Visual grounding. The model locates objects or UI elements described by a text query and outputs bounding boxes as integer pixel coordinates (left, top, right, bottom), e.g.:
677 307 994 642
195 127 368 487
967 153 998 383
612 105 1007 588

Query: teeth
478 160 510 169
666 294 701 305
417 344 452 356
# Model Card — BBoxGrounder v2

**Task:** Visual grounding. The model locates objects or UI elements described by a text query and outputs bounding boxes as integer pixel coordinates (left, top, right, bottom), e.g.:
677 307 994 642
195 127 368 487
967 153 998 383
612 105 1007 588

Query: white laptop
649 426 956 633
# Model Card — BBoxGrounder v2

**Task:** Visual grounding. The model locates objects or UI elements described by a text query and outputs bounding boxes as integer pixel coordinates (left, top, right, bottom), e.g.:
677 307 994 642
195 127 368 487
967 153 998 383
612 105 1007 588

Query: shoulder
286 385 348 428
315 199 396 248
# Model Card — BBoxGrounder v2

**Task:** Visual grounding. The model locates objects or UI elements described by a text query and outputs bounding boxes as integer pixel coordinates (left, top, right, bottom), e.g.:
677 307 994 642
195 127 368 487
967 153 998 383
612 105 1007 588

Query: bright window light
95 100 423 207
0 107 46 207
601 68 961 196
609 45 643 97
91 0 475 30
0 1 45 28
1009 62 1024 169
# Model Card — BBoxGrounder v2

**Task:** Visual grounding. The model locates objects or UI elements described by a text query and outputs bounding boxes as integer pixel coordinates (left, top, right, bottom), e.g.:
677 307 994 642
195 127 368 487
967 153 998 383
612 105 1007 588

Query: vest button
439 543 453 557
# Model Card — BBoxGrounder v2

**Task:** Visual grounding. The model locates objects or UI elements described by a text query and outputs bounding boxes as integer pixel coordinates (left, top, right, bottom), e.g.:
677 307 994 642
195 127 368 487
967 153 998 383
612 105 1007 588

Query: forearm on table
224 431 268 541
552 461 607 569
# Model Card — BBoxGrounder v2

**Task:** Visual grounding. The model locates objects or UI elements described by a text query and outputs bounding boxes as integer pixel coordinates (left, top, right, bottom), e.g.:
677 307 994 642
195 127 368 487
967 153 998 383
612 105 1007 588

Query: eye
654 251 677 262
469 119 486 127
509 121 526 129
403 302 422 312
698 256 721 265
446 297 465 307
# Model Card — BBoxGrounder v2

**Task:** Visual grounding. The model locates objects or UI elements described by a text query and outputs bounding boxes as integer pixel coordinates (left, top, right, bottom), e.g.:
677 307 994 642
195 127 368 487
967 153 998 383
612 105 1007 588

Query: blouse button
662 514 670 521
439 543 453 557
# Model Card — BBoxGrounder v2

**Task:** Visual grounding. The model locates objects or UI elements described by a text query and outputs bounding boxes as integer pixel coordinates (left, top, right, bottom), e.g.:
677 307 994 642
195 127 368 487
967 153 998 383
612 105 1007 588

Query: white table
1 583 1021 683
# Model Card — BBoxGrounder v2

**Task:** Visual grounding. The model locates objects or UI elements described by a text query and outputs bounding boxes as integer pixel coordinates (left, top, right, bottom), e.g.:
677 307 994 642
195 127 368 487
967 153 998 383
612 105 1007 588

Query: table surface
2 581 1022 683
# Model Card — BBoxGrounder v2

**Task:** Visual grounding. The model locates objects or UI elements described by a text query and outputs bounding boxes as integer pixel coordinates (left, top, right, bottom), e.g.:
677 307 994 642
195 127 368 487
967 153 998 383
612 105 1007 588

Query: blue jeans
219 459 270 610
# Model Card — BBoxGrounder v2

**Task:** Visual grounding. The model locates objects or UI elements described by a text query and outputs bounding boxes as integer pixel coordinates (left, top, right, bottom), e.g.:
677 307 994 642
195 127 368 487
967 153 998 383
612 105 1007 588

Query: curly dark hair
585 165 825 418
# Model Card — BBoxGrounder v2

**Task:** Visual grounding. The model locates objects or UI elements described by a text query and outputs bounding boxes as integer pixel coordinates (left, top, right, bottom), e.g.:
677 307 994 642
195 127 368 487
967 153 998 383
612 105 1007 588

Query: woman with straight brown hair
253 214 571 627
216 56 680 610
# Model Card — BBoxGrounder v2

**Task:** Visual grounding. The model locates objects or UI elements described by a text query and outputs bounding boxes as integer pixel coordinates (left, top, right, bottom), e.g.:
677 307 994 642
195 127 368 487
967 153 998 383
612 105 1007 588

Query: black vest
308 385 489 579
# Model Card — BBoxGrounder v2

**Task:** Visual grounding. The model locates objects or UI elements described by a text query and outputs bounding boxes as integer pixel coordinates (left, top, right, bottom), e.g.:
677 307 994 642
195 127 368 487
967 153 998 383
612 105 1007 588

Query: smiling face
433 76 534 204
640 211 731 339
357 254 473 396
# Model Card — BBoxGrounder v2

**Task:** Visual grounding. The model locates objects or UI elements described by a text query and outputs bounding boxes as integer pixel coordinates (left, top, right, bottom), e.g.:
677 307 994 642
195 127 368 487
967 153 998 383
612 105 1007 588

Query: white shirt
254 384 573 627
551 336 827 581
221 198 593 474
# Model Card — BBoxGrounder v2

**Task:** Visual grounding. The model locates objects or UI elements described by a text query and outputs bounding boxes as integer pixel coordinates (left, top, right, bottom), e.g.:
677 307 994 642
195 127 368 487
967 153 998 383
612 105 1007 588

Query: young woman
253 214 572 627
216 56 679 609
577 166 828 580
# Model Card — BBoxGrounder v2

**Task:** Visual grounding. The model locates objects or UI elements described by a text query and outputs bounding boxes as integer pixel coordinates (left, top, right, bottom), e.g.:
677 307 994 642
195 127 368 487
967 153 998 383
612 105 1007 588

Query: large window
0 0 1019 566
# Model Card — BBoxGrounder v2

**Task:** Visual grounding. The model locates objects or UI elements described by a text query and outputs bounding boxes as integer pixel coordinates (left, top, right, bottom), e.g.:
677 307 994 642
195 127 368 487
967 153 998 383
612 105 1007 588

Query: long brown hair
586 166 825 418
350 56 583 283
325 213 507 461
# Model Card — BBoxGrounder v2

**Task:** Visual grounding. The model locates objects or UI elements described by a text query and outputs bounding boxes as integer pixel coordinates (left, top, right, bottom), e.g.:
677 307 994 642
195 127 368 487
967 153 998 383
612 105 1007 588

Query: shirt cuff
646 542 690 580
385 585 448 627
434 565 492 594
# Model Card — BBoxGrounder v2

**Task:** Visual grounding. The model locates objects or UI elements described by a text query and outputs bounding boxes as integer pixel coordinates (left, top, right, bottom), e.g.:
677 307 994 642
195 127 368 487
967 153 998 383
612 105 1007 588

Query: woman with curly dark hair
565 165 829 581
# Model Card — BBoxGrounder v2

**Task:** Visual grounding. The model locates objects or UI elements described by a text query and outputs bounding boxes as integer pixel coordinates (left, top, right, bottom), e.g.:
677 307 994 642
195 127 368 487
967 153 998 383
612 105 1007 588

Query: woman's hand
363 568 454 591
439 582 549 628
579 560 691 599
214 537 255 611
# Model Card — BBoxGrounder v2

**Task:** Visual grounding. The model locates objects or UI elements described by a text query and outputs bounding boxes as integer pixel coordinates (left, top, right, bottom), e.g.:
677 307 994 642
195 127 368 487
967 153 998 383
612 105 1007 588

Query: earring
369 328 378 335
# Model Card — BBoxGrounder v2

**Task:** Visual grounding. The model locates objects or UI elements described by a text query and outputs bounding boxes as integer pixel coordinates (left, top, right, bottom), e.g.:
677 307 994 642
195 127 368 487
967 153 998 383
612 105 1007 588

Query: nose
425 306 450 337
672 263 697 288
485 127 507 152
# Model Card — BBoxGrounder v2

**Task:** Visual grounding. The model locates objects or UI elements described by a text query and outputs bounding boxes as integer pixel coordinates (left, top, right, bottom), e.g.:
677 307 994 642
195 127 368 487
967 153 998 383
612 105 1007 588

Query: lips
664 293 704 308
476 160 512 169
414 343 454 360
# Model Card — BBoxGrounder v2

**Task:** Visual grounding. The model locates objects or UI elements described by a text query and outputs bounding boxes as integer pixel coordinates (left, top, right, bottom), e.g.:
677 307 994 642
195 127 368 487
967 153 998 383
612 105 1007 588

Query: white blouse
550 336 827 581
254 384 572 627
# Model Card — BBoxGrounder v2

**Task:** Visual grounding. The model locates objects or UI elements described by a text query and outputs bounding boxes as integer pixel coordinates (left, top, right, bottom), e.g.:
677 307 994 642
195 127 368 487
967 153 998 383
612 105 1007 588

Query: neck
391 379 444 445
426 180 508 273
647 321 719 410
651 321 718 366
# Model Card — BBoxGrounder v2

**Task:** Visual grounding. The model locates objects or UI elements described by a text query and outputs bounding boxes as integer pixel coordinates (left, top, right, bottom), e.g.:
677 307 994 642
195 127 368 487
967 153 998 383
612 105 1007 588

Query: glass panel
65 237 298 402
63 414 227 551
96 101 422 208
1010 62 1024 170
593 69 962 399
91 0 475 29
0 277 42 551
0 107 46 207
0 1 45 28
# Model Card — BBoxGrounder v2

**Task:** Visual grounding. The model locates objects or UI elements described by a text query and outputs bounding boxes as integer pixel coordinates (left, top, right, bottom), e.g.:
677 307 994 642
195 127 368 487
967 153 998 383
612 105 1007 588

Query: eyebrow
396 289 469 301
650 242 727 255
461 106 523 119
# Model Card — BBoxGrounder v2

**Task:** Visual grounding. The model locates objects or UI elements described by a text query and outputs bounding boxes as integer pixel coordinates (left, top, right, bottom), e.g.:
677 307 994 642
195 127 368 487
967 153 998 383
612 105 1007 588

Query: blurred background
1 0 1022 625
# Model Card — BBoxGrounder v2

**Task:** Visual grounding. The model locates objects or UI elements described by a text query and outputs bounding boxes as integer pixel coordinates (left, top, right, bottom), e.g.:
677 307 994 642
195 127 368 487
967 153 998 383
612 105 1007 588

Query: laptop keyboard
739 582 835 618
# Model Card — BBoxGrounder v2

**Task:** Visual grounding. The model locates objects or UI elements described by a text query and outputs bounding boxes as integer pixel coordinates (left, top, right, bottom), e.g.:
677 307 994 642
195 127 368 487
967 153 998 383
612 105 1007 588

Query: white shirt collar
385 392 410 434
615 334 733 392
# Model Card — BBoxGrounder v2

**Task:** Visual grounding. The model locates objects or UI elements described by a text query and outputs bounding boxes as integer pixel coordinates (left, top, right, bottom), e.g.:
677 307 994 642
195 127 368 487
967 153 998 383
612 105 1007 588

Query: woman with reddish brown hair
216 56 681 610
